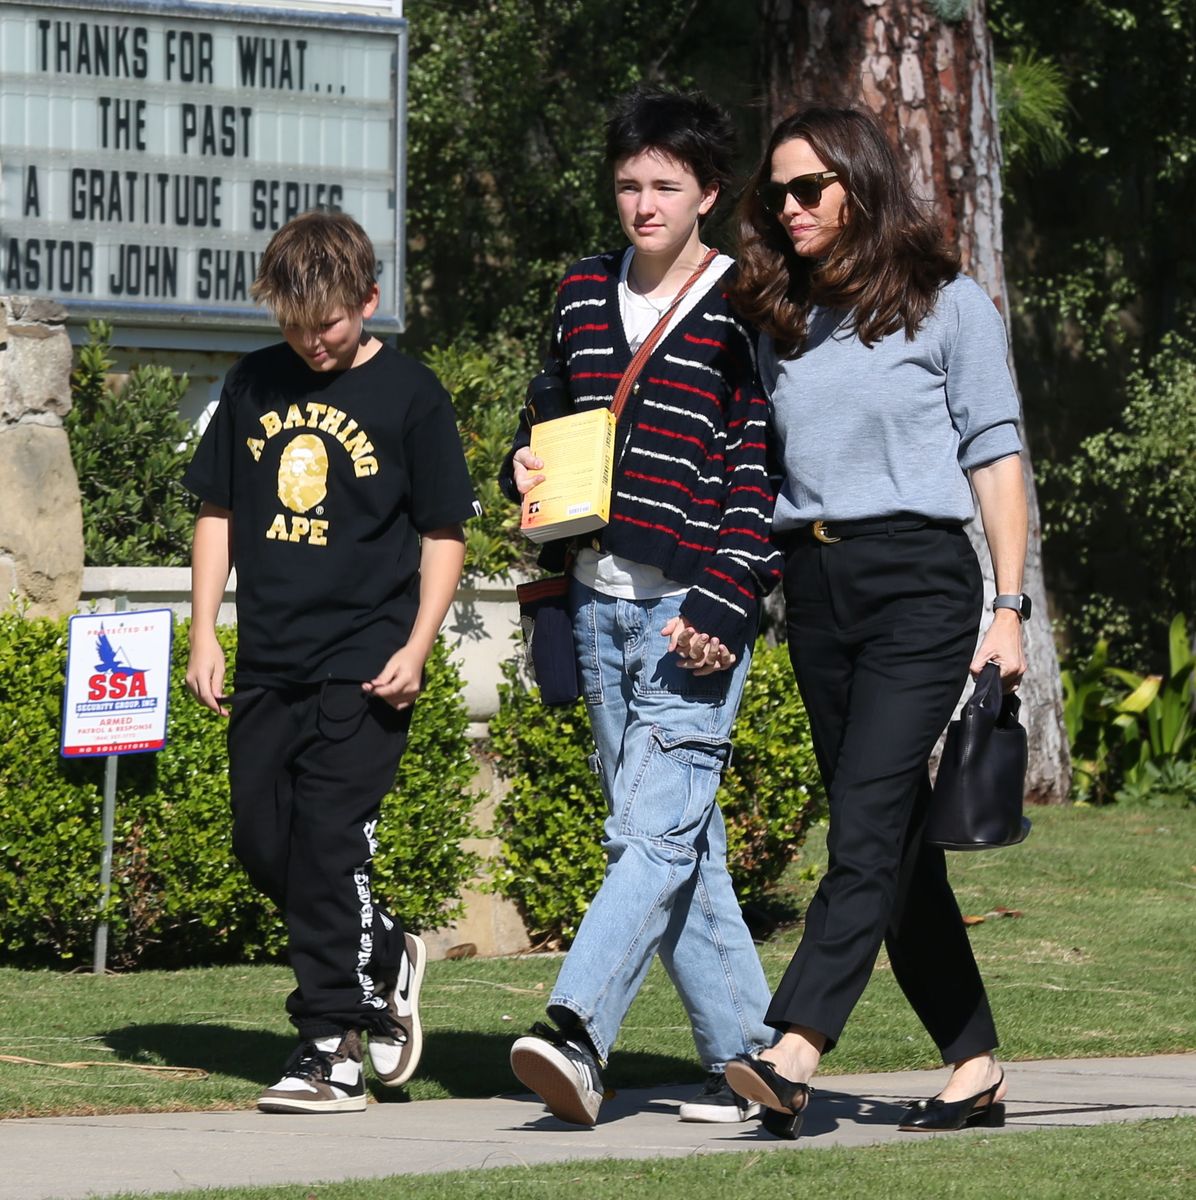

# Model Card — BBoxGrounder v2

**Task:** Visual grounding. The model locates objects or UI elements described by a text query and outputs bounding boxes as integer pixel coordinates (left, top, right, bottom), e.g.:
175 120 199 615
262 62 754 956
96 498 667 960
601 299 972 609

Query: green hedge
488 642 825 942
0 611 479 968
65 322 196 568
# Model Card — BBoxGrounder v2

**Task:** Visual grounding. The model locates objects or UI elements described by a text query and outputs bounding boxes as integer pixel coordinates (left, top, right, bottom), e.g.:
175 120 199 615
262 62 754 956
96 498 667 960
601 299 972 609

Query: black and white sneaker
510 1021 604 1126
367 932 426 1087
257 1031 366 1114
678 1072 764 1123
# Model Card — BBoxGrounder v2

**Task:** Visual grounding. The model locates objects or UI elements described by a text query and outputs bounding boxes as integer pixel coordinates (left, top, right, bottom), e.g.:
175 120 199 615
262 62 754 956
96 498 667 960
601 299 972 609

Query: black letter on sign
24 166 40 216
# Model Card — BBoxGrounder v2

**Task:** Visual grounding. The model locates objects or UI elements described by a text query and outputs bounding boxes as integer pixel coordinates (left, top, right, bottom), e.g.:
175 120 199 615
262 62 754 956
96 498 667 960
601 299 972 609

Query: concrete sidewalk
3 1054 1194 1200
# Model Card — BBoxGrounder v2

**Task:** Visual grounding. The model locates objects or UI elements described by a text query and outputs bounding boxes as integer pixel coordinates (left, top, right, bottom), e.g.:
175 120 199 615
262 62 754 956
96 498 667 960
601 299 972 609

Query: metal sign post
93 595 126 976
94 752 120 974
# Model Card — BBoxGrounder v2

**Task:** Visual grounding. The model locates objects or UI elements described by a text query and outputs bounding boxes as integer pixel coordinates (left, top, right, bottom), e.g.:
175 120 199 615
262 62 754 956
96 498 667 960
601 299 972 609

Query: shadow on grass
103 1024 294 1085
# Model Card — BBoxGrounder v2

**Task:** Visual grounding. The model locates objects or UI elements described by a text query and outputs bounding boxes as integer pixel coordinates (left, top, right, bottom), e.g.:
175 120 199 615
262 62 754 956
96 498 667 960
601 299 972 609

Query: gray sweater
761 274 1022 530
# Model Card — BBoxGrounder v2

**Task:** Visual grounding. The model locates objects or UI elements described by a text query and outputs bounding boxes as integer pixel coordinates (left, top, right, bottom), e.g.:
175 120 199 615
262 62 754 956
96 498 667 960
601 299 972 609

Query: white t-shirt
572 248 733 599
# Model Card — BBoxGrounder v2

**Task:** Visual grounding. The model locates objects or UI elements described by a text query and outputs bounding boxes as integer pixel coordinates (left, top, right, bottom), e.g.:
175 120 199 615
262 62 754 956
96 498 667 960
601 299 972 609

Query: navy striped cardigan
503 250 781 656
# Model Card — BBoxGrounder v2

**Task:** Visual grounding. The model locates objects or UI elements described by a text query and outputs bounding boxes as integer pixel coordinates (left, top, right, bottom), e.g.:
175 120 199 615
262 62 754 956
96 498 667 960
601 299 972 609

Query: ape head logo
278 434 329 513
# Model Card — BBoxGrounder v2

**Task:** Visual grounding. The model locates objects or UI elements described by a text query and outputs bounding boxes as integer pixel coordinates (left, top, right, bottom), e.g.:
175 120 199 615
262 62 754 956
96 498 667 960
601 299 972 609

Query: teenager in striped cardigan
502 86 782 1128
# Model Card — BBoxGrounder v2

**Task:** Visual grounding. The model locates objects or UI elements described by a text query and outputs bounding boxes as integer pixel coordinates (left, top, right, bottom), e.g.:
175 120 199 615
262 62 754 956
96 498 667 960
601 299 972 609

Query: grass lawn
104 1118 1196 1200
1 805 1194 1118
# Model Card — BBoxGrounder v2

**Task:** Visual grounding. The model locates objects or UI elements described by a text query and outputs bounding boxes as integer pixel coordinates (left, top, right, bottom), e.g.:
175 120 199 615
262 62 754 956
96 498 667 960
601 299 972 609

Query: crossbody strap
611 247 719 423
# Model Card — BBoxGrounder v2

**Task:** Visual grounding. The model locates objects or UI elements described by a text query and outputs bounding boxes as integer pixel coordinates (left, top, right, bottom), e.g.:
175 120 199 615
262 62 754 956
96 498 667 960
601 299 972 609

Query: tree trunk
760 0 1071 802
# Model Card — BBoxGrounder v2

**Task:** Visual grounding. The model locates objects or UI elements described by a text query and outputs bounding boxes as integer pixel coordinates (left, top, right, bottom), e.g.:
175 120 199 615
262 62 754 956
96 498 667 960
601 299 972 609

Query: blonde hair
251 210 377 327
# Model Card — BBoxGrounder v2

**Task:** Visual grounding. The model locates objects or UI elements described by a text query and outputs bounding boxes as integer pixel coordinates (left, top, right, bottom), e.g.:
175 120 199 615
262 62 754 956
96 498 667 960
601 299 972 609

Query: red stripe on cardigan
719 525 777 545
646 377 720 405
705 566 756 600
559 274 606 289
563 322 609 341
613 512 712 552
683 333 726 350
730 484 774 502
637 423 706 449
624 470 721 505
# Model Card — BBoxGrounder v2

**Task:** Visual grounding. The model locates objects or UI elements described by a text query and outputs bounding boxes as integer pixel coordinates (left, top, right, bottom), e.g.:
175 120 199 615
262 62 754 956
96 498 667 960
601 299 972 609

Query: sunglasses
757 171 840 215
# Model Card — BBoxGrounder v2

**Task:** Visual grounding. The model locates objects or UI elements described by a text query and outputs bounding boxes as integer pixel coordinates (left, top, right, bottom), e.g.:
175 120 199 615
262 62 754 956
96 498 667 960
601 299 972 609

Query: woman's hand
970 610 1026 690
512 446 546 495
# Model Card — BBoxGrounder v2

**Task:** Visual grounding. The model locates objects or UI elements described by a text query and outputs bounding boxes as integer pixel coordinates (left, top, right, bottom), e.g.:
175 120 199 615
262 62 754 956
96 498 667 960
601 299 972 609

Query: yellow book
520 407 617 543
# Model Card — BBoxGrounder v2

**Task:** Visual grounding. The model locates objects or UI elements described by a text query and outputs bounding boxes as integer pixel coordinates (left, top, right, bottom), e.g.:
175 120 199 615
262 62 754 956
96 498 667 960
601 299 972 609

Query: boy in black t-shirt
184 211 478 1114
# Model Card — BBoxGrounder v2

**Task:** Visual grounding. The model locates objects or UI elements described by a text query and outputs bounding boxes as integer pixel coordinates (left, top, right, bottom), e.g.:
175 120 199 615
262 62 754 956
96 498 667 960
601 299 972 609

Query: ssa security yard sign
61 609 174 757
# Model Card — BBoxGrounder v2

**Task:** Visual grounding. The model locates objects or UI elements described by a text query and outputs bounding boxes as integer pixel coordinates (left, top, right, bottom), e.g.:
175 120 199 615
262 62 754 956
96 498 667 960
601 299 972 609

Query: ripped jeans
547 582 773 1070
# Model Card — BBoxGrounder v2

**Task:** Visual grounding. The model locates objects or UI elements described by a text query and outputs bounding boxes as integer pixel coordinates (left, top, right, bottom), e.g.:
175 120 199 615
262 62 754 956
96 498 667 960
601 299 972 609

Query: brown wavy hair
730 107 959 356
251 210 376 328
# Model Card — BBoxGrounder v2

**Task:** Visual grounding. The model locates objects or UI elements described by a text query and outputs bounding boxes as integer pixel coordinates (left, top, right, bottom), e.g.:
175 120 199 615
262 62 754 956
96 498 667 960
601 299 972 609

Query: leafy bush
488 642 824 943
1061 614 1196 806
65 321 196 567
1061 637 1122 803
1107 615 1196 805
427 340 540 582
1114 760 1196 810
1043 331 1196 666
0 612 479 967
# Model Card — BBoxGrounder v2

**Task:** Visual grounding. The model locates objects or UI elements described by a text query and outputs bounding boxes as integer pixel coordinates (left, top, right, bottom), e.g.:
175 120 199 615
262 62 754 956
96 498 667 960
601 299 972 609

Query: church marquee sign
0 0 407 329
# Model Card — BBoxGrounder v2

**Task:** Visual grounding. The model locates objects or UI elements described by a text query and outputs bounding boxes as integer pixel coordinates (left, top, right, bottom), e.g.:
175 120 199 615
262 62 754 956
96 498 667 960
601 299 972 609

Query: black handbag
926 662 1031 850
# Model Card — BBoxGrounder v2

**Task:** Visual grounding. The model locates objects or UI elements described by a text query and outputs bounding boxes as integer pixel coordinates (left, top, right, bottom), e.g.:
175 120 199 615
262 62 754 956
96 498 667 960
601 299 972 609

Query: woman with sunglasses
723 107 1029 1138
499 86 782 1129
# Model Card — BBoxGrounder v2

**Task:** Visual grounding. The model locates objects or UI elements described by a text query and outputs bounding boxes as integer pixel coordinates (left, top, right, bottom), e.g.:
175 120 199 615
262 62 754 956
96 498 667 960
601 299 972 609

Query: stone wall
0 297 85 617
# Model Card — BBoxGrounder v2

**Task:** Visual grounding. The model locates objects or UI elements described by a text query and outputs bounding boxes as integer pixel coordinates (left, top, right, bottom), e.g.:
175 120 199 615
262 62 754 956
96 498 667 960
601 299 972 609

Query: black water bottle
524 368 572 425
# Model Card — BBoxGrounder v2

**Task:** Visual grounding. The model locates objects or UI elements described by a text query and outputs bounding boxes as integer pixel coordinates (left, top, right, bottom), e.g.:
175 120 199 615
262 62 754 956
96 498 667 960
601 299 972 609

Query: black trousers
228 681 412 1040
767 525 999 1061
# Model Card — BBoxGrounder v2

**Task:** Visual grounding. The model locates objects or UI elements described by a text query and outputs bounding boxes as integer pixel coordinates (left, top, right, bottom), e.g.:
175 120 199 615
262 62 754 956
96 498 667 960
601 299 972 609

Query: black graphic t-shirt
184 341 477 686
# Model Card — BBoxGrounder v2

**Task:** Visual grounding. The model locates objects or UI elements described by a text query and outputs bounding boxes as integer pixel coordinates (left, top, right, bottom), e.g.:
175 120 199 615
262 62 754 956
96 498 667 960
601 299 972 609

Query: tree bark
760 0 1071 803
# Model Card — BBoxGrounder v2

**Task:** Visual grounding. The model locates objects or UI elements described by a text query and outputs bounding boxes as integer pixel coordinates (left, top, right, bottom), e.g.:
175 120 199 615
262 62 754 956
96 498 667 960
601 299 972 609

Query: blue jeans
548 581 773 1069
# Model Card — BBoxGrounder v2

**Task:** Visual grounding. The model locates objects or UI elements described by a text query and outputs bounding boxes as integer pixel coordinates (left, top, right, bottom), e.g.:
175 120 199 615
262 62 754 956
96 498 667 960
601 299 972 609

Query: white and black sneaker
678 1071 763 1123
367 932 426 1087
510 1021 604 1126
257 1030 366 1114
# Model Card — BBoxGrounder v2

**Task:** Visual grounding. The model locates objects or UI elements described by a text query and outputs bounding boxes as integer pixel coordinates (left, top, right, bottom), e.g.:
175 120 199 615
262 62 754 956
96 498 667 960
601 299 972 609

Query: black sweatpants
228 681 412 1040
767 524 999 1061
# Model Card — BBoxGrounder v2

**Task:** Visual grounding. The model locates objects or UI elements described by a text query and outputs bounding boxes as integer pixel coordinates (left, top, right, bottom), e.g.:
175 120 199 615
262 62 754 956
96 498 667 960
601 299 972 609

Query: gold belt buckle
812 520 840 544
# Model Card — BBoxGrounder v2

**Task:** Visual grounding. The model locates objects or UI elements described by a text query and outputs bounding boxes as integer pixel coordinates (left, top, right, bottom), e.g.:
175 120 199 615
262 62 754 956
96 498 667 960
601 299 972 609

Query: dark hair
730 106 959 356
604 84 736 198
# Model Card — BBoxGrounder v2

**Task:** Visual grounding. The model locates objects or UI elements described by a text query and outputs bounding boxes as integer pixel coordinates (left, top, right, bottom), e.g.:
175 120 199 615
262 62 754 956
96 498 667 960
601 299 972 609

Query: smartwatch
992 593 1032 622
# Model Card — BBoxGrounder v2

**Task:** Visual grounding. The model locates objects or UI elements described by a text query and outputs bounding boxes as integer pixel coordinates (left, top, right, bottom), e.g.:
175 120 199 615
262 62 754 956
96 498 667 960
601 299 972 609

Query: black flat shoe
724 1053 812 1140
897 1073 1006 1132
